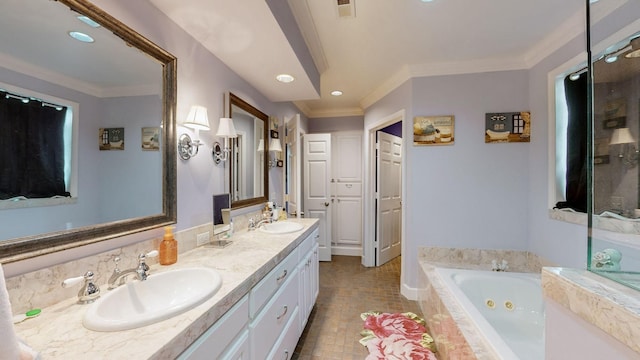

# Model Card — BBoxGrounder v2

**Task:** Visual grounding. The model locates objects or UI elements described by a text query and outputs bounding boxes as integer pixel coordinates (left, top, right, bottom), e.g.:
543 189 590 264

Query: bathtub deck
417 247 547 359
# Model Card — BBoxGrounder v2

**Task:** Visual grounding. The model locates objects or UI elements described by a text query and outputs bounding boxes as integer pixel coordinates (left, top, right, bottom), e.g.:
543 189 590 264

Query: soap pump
159 226 177 265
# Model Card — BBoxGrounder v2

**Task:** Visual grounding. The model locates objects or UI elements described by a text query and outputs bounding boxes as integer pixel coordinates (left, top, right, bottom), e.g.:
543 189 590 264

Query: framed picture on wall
141 127 160 151
99 127 125 150
413 115 455 146
484 111 531 143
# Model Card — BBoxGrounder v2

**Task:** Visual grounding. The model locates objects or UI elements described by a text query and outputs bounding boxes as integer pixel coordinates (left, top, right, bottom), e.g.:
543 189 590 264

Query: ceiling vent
336 0 355 18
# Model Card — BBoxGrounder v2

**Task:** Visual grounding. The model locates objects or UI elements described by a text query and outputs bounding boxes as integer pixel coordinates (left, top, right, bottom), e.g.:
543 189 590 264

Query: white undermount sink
83 267 222 332
258 221 304 234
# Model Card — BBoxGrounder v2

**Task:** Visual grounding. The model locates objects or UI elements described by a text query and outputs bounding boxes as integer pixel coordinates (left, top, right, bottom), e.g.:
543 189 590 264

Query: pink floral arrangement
360 311 437 360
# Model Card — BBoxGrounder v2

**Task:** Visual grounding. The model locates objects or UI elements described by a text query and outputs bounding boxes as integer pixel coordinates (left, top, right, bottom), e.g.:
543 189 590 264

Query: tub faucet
108 251 158 289
491 259 509 272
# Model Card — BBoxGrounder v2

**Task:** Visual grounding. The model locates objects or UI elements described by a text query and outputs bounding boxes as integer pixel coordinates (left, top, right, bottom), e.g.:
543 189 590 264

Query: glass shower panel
588 0 640 291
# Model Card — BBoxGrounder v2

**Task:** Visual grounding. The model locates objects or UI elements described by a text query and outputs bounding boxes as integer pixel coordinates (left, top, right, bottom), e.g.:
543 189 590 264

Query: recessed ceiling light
77 15 101 28
421 0 435 2
331 90 343 96
68 31 94 43
276 74 295 83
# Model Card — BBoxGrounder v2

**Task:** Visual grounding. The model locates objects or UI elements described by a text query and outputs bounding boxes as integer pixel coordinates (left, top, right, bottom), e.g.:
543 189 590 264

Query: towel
0 263 20 360
18 340 40 360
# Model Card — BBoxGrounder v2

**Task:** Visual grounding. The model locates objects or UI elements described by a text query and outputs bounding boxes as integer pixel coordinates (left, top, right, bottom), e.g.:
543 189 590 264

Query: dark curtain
555 73 588 212
0 95 69 199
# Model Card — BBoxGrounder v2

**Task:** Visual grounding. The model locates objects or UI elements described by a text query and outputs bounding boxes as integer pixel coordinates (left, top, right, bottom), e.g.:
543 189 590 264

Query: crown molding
287 0 328 74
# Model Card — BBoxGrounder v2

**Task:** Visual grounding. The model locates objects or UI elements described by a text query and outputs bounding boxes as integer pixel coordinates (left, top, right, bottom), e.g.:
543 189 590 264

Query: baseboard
401 282 417 301
331 246 362 257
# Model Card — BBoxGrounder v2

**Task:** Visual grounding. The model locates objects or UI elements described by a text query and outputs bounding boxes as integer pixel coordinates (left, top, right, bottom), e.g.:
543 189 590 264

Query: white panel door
303 134 332 261
285 114 301 218
376 131 402 266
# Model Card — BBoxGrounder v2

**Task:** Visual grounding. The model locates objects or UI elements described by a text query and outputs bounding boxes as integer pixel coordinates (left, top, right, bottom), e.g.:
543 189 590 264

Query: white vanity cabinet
177 295 250 360
179 224 319 360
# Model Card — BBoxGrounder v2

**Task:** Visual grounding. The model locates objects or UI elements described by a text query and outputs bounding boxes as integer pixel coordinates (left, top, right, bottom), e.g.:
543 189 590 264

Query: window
0 86 74 204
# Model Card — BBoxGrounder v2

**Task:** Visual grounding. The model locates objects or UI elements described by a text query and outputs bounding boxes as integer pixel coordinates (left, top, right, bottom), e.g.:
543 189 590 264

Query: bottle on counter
159 226 177 265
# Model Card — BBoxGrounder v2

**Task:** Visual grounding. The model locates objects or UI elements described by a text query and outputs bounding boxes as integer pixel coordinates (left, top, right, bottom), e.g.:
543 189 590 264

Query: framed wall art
99 127 125 150
485 111 531 143
141 127 160 151
413 115 454 146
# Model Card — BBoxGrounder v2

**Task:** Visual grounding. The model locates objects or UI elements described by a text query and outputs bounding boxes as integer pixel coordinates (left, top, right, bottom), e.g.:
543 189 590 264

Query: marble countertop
542 267 640 355
14 219 318 359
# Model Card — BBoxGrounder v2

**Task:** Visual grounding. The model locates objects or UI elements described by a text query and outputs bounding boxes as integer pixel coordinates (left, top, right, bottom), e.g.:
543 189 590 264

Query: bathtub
435 267 544 360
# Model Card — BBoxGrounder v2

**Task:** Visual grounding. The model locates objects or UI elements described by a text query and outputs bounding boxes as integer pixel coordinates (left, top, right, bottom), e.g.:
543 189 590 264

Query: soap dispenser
159 226 177 265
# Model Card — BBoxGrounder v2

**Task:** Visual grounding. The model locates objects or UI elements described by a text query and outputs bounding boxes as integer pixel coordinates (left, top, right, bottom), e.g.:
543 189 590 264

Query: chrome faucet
108 251 158 289
248 215 273 231
62 271 100 304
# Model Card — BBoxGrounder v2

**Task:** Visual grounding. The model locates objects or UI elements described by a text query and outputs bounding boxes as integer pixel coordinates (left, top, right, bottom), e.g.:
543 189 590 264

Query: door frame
363 109 406 270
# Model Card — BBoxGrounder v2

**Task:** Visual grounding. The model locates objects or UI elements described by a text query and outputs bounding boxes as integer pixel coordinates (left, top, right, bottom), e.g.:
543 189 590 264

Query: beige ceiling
150 0 592 118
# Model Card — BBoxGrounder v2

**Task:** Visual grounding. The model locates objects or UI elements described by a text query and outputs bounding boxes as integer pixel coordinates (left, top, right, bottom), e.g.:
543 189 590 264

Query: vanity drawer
250 248 299 318
266 306 300 360
178 295 249 360
335 182 361 197
250 269 299 358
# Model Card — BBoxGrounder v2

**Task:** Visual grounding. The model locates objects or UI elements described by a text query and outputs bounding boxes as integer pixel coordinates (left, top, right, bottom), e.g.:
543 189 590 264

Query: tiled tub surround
542 267 640 356
8 218 318 359
417 247 549 359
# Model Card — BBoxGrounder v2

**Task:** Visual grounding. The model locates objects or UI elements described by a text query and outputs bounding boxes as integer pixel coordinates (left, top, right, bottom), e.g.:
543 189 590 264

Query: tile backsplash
5 208 264 314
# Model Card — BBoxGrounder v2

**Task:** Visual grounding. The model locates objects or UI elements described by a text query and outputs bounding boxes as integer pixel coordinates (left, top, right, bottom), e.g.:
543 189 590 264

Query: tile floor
293 255 423 359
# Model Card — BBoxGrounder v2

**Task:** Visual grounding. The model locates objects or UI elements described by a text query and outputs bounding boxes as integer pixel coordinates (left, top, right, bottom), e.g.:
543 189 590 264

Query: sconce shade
257 139 264 152
183 105 210 130
216 118 238 138
610 127 635 145
269 138 282 152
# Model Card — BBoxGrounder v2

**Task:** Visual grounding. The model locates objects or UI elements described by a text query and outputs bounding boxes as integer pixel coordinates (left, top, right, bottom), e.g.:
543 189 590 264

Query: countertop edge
541 267 640 355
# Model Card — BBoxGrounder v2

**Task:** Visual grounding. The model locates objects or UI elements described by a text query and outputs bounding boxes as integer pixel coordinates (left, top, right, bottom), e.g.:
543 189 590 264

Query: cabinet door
332 133 362 183
333 197 362 246
311 243 319 306
297 252 309 334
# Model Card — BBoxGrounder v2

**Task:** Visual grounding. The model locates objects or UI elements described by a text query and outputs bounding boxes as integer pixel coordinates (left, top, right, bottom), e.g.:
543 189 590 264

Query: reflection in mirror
592 31 640 218
212 193 231 235
0 0 177 263
227 93 268 208
587 1 640 292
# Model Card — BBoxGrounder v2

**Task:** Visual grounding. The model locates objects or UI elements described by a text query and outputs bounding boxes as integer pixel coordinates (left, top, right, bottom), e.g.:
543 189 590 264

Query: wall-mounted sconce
178 105 210 160
610 127 638 168
268 131 283 168
212 117 237 164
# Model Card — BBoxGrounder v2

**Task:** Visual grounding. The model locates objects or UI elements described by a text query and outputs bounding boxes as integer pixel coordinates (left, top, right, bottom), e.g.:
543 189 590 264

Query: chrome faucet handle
248 217 256 231
136 250 158 280
62 271 100 304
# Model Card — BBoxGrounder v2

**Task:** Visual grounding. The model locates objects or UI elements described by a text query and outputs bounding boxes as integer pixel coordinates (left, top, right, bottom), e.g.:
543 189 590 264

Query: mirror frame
0 0 177 264
227 92 269 208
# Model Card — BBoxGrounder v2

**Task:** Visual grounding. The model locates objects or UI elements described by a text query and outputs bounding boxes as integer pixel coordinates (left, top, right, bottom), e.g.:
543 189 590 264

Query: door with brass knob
303 133 332 261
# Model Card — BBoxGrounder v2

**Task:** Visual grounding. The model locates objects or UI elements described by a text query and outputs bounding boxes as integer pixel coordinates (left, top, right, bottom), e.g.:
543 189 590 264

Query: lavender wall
380 70 530 289
308 116 364 133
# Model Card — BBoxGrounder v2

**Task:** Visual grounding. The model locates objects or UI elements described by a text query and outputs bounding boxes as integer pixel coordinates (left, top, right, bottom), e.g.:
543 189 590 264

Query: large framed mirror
0 0 177 263
226 92 268 208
